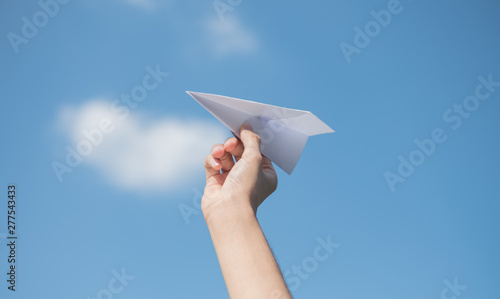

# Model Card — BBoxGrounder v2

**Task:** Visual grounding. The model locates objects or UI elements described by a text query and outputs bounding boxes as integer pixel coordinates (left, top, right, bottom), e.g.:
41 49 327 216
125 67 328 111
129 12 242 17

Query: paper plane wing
187 91 334 174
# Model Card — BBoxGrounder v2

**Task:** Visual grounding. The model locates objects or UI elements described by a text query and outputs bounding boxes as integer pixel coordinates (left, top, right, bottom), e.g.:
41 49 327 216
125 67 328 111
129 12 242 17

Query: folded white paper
187 91 334 174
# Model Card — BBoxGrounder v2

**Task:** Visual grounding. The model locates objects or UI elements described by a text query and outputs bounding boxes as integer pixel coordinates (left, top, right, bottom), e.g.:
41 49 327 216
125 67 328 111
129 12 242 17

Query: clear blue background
1 0 499 298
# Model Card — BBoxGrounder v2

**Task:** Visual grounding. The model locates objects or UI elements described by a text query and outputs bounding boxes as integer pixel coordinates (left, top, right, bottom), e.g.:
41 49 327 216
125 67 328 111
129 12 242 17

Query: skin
202 123 293 299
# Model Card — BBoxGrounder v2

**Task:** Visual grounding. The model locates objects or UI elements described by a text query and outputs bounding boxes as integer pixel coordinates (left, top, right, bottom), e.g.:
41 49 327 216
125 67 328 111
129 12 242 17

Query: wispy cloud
204 16 258 57
57 100 227 192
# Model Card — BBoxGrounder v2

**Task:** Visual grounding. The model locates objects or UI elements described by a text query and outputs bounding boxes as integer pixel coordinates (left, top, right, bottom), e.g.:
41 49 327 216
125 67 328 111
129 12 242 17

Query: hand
202 123 278 221
201 124 291 298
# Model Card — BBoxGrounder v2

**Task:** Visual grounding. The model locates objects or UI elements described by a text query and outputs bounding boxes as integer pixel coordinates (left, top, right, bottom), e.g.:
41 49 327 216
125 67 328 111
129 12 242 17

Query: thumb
238 123 263 171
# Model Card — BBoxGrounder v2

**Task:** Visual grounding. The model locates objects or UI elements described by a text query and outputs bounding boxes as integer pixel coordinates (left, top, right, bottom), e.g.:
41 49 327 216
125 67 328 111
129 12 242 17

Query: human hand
202 123 278 222
202 124 291 298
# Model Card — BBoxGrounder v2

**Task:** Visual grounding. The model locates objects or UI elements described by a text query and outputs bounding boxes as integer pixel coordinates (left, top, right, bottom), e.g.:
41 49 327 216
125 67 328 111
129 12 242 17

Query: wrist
203 196 256 227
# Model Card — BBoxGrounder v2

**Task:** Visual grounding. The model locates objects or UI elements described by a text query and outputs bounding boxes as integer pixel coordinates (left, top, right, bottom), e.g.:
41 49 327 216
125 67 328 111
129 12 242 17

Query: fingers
212 143 235 172
224 137 244 162
204 153 221 180
205 125 262 180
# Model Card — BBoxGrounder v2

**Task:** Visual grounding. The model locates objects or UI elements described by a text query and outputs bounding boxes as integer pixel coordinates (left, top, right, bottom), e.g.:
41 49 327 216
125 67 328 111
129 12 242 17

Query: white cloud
57 100 227 192
204 16 258 57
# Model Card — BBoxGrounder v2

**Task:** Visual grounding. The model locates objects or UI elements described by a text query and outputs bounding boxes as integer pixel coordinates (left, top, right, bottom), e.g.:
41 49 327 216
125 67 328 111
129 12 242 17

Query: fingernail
241 123 253 131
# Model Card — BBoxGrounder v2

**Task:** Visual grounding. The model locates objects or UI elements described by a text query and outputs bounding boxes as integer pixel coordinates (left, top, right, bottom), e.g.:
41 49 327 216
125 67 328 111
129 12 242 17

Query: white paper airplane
187 91 334 174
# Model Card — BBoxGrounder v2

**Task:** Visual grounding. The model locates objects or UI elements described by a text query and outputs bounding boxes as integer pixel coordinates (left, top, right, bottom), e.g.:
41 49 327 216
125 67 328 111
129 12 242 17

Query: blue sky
1 0 499 298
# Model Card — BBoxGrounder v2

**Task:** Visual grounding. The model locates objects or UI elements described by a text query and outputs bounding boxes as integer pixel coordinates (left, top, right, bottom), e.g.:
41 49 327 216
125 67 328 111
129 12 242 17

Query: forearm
206 203 292 299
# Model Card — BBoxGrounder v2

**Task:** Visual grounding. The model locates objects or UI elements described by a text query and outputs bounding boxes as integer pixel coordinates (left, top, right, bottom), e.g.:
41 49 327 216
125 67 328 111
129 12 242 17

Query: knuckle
245 149 262 163
219 153 231 161
243 130 261 145
204 154 213 165
211 143 222 151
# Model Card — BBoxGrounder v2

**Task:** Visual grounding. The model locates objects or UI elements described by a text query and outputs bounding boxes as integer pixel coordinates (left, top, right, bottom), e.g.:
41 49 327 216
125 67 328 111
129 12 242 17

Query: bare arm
202 124 292 299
